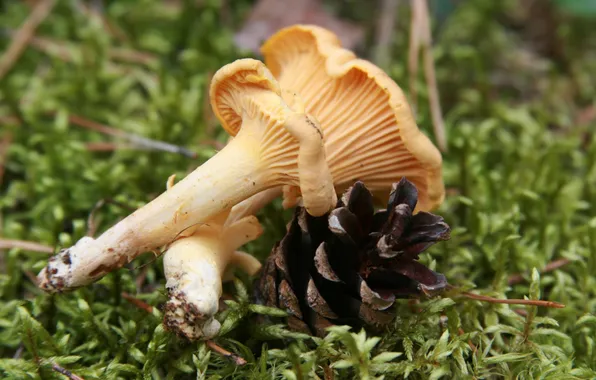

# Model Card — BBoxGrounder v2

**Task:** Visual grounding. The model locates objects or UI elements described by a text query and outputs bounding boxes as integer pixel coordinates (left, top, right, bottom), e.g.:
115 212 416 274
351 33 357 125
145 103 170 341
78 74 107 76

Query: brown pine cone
256 178 450 336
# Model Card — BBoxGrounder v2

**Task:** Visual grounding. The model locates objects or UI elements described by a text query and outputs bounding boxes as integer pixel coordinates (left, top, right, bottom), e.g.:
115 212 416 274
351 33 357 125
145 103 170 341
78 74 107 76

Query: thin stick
73 0 129 43
5 114 190 158
108 47 158 67
409 0 447 152
51 363 85 380
68 114 197 158
13 34 157 66
460 291 565 309
374 0 399 69
408 0 421 114
508 258 571 286
24 269 39 285
418 0 447 152
0 0 56 80
121 292 154 313
84 142 135 152
0 239 54 253
1 32 157 82
205 340 247 366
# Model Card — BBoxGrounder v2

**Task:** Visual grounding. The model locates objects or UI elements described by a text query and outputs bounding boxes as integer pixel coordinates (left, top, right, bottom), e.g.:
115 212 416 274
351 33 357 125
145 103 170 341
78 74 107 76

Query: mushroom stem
162 215 262 340
38 135 260 291
37 59 336 293
225 187 283 226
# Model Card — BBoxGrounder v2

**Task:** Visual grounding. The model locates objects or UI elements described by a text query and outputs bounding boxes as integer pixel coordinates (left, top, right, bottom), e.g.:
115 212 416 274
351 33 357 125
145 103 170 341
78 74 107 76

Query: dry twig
68 114 197 158
459 291 565 309
507 258 572 286
121 292 154 314
409 0 447 152
0 239 54 253
51 363 85 380
12 34 157 66
84 142 134 152
374 0 399 69
0 0 56 79
7 113 193 157
73 0 129 43
23 269 39 286
205 340 247 366
2 32 157 83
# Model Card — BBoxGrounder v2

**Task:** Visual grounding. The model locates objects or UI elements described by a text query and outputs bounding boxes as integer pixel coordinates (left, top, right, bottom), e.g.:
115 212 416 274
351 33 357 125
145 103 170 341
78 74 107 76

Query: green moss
1 0 595 378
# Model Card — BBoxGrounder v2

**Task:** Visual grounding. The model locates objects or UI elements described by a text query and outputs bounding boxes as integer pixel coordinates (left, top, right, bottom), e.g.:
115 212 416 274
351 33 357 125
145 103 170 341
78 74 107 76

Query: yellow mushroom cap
261 25 444 211
208 58 337 216
209 58 283 136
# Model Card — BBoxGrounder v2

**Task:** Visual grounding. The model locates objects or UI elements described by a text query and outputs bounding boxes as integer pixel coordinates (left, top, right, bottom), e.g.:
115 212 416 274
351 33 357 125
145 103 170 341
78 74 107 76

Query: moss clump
1 0 595 378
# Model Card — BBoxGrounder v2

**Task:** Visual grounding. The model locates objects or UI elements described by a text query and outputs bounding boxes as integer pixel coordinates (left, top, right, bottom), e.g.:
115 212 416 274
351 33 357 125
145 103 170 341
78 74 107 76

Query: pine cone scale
313 242 341 282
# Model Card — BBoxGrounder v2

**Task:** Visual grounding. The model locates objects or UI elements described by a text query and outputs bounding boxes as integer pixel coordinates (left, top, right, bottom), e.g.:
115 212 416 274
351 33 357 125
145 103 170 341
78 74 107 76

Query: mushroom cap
209 58 283 136
208 58 337 216
261 25 444 211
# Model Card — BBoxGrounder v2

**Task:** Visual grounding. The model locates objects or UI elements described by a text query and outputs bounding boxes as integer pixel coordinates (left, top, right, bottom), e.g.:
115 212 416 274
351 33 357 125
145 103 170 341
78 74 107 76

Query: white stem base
162 215 262 340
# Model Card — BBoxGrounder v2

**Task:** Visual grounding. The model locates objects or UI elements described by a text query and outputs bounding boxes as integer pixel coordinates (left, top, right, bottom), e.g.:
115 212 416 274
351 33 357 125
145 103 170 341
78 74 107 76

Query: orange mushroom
227 25 444 225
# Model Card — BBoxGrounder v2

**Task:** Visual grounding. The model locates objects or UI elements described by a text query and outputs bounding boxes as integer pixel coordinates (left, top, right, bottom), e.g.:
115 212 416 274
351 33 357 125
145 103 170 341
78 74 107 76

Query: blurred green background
1 0 595 378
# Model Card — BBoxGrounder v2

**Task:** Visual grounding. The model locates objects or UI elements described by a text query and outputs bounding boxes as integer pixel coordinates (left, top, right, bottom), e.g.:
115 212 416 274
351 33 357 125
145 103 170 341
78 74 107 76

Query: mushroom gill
262 24 444 211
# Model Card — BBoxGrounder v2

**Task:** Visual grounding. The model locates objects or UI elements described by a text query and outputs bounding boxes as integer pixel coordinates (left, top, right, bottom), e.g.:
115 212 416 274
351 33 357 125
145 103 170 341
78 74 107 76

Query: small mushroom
162 209 262 340
38 59 336 293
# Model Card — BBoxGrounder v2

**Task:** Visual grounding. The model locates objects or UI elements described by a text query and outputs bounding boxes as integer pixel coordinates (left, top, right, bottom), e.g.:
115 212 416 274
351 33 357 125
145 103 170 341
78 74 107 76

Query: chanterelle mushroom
227 24 445 225
38 59 336 293
261 24 444 210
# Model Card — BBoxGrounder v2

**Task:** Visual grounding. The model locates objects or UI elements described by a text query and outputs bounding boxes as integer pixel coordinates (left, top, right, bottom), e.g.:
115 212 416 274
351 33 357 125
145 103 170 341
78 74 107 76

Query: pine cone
256 178 450 336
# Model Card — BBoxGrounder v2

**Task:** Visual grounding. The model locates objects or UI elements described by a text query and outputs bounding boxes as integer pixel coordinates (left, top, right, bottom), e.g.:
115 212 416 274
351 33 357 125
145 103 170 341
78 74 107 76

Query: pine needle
507 258 572 286
68 114 198 159
51 363 85 380
409 0 447 152
121 292 154 314
205 340 247 366
0 0 56 80
459 291 565 309
373 0 399 69
0 239 54 253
